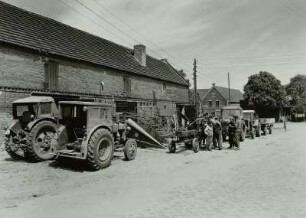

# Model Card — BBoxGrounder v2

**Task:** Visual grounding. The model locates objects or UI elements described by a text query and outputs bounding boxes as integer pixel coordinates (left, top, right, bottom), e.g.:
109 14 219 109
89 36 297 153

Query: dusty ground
0 122 305 218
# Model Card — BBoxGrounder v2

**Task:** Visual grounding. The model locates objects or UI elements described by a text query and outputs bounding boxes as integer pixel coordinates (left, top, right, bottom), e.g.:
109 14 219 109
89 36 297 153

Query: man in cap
232 115 241 150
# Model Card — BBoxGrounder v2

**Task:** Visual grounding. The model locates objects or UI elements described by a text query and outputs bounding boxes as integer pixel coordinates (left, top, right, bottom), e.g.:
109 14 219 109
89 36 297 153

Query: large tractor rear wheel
27 121 57 161
87 129 114 170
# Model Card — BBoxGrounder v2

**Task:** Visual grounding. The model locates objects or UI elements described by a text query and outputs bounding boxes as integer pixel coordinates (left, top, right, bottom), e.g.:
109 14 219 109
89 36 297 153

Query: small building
0 1 190 120
198 83 243 116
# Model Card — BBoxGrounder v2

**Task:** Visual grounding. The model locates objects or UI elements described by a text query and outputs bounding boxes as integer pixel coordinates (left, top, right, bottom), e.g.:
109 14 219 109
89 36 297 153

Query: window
216 100 220 108
123 77 131 95
208 100 212 107
162 83 166 92
40 103 52 114
44 61 59 90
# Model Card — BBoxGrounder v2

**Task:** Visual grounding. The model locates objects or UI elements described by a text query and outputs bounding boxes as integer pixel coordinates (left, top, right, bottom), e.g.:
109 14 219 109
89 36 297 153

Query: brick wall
0 90 31 114
0 112 11 147
0 47 44 89
0 45 189 117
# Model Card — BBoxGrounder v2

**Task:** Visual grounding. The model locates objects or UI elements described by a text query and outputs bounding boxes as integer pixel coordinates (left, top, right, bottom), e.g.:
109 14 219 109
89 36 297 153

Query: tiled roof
0 1 188 86
198 86 243 103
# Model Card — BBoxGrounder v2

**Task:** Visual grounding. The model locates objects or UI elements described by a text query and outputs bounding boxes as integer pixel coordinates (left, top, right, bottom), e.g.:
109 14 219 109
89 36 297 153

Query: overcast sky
3 0 306 90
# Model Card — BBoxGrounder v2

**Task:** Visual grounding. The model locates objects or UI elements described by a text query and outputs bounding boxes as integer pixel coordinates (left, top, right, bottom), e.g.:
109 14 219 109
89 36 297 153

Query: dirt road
0 122 305 218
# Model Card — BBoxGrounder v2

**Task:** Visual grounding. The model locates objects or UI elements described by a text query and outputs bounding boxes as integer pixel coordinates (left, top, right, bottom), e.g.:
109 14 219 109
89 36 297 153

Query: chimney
161 58 168 63
212 82 216 87
134 44 146 67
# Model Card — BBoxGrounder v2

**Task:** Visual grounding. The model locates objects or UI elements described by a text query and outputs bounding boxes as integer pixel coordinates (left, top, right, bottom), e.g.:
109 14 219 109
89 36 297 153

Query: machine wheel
27 121 57 161
87 128 114 170
168 140 176 153
192 138 199 153
124 139 137 161
4 135 24 160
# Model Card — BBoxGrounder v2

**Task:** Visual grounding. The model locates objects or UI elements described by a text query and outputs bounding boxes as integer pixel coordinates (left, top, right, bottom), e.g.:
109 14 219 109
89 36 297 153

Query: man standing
212 117 223 150
198 118 207 149
233 115 241 150
228 117 235 149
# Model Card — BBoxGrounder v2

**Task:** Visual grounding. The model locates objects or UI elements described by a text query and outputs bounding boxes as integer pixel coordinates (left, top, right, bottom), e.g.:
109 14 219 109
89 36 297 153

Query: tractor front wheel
4 135 24 160
87 129 114 170
124 139 137 161
27 121 57 161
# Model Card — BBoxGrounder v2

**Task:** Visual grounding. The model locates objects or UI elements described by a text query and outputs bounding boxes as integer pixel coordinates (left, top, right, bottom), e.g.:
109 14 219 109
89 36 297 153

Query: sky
3 0 306 91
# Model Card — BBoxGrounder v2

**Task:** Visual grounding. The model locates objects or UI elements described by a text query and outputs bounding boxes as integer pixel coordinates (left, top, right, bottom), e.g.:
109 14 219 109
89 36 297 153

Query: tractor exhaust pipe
125 118 162 148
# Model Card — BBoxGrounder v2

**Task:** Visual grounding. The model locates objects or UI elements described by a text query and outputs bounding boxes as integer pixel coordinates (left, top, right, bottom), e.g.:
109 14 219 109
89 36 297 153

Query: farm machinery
166 117 202 154
242 110 256 139
220 105 246 142
4 96 59 161
50 101 161 170
258 118 275 136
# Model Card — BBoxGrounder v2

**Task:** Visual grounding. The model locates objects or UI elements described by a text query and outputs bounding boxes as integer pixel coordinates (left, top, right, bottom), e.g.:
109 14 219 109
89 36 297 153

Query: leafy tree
243 71 286 117
286 74 306 112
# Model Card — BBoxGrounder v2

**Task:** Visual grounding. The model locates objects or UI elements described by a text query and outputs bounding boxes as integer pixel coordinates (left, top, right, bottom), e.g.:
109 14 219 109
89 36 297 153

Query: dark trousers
213 131 222 149
198 133 206 147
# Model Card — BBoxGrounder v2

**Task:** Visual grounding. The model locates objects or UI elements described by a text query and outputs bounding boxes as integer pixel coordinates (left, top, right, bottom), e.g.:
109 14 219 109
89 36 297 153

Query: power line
71 0 172 60
56 0 131 45
91 0 193 71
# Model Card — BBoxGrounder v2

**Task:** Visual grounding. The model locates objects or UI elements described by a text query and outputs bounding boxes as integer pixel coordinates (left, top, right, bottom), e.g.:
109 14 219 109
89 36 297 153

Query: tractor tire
87 128 114 170
192 138 199 153
168 140 176 153
27 121 57 162
4 135 24 160
124 139 137 161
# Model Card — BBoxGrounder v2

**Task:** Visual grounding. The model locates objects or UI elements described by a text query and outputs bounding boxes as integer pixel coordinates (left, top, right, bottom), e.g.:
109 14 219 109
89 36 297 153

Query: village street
0 122 305 218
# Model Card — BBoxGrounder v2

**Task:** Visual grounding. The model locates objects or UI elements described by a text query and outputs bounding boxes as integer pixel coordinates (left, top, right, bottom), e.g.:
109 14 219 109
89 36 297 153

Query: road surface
0 122 305 218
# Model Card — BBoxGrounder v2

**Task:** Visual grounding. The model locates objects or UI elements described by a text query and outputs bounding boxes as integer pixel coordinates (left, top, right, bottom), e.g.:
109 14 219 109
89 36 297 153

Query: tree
243 71 286 117
286 74 306 113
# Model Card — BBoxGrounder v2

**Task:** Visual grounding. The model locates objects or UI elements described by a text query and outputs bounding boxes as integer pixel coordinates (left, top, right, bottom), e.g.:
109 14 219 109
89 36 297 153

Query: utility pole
228 72 231 105
193 58 198 113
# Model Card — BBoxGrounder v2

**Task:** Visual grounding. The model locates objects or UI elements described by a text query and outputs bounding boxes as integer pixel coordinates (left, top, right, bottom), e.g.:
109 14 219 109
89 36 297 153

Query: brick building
0 2 189 120
198 83 243 116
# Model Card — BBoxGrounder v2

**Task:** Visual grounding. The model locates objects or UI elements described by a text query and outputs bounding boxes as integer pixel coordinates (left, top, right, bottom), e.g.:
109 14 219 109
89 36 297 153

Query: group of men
197 115 241 151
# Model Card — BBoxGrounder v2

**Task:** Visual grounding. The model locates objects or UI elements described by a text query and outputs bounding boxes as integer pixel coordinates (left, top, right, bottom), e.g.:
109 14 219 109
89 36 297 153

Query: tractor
4 96 58 161
50 101 161 170
166 117 203 154
220 105 246 142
